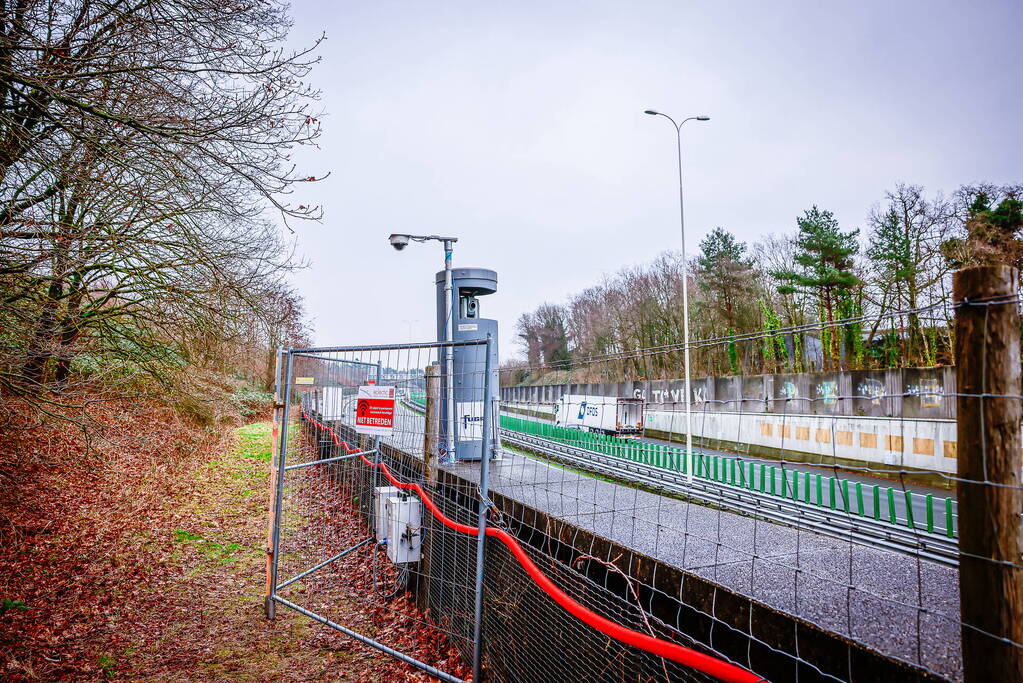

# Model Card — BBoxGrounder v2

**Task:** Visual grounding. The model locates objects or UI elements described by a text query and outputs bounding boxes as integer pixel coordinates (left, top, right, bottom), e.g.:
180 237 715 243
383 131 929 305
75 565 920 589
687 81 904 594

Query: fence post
423 362 441 485
954 265 1023 681
266 349 294 619
472 335 495 681
264 347 284 619
417 361 441 610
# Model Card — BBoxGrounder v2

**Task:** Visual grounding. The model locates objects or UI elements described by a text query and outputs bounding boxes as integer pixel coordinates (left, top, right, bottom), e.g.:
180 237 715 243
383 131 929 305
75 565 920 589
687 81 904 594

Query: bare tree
0 1 321 417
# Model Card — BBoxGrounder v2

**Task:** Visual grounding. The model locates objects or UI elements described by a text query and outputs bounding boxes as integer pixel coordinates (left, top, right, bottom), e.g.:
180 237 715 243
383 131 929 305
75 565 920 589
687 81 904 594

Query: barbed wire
506 300 960 373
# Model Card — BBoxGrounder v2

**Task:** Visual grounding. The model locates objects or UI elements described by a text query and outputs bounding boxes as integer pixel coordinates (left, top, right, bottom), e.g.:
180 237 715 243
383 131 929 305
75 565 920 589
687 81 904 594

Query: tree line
0 1 318 418
511 183 1022 383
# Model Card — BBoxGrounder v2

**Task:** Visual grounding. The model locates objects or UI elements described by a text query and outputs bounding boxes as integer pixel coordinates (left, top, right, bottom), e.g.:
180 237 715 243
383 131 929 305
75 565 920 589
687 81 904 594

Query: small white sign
457 401 484 441
457 323 479 332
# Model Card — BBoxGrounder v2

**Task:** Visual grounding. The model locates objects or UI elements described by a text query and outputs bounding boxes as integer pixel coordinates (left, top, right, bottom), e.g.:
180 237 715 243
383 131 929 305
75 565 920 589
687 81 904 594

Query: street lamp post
644 110 709 483
389 233 459 460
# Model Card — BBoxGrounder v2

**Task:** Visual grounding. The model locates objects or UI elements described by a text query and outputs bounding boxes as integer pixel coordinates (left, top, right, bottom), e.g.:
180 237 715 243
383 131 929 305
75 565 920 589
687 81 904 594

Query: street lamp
389 234 459 460
643 110 710 483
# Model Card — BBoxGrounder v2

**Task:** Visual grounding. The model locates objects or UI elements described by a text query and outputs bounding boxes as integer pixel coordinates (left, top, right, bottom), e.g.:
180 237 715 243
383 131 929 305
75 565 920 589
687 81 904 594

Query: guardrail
498 415 959 554
398 401 958 561
499 427 960 567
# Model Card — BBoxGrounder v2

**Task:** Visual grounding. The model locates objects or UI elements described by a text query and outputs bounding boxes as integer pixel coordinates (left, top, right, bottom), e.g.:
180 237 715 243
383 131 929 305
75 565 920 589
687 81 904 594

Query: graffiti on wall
816 381 838 406
650 388 684 404
907 378 943 408
693 386 706 407
779 381 799 401
857 378 886 406
649 386 709 407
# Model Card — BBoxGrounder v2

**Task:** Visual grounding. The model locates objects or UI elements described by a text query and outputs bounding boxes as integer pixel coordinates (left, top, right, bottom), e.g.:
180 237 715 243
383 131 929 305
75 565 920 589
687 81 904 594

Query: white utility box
372 486 400 541
385 495 422 564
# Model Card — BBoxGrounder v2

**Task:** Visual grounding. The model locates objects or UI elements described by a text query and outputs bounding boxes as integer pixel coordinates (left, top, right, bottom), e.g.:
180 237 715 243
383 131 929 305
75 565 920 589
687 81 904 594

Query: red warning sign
354 385 395 436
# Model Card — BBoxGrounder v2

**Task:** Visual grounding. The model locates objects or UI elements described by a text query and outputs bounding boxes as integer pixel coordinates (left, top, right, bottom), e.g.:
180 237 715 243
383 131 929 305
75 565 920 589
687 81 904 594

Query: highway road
316 395 957 556
502 406 957 534
302 399 963 680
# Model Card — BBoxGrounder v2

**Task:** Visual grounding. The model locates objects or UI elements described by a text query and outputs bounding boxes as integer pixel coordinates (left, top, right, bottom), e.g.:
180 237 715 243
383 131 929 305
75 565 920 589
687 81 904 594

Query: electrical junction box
373 486 400 541
385 496 422 564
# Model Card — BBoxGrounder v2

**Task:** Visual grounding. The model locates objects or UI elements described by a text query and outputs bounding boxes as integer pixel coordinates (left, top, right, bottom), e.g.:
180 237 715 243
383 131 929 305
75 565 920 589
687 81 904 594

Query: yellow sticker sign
294 377 315 385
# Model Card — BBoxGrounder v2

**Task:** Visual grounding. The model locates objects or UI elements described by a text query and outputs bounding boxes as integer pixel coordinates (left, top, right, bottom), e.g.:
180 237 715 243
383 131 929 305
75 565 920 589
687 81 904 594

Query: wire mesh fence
265 267 1022 682
267 341 491 682
490 268 1023 681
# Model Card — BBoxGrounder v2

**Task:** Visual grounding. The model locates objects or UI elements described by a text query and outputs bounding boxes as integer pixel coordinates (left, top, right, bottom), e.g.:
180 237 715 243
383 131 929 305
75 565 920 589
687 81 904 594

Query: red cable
298 411 762 683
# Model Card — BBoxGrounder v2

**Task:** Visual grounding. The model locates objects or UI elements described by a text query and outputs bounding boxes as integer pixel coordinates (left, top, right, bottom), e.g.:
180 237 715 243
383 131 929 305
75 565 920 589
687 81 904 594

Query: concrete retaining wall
501 366 956 419
501 401 958 479
644 410 957 474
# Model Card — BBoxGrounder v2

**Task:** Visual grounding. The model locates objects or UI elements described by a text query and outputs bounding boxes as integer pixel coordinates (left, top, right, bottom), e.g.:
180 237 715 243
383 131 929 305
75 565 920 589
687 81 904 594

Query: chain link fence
264 266 1022 682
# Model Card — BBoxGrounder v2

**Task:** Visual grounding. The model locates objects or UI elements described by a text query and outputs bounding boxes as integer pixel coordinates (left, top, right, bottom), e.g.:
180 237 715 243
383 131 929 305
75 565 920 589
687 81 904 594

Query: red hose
298 411 763 683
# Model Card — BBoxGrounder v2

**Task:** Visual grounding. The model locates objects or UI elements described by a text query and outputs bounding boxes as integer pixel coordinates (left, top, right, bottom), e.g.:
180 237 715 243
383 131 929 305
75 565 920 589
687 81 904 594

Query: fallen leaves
0 399 466 681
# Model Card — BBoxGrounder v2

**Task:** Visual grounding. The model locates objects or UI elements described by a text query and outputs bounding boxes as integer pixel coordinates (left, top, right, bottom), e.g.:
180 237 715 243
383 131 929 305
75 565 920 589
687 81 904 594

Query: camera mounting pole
388 234 460 460
442 239 456 460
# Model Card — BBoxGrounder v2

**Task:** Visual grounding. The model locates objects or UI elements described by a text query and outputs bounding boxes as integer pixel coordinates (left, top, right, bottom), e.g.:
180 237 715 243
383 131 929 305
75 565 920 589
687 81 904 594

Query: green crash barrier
945 497 954 538
498 416 956 537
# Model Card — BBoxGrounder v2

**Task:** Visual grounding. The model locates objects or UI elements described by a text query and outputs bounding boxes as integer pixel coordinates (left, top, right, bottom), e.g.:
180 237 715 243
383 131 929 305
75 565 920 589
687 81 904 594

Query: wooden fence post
954 265 1023 681
417 362 441 609
423 362 441 485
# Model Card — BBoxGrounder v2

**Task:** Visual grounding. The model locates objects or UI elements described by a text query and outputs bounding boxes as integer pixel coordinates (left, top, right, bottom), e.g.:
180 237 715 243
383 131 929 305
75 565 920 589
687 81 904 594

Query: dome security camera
389 234 410 251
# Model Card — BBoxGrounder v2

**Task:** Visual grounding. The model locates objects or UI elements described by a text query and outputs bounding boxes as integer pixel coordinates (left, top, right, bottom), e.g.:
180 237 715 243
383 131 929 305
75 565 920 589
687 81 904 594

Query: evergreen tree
865 185 953 366
697 227 754 332
964 194 1023 267
772 206 859 369
866 206 912 361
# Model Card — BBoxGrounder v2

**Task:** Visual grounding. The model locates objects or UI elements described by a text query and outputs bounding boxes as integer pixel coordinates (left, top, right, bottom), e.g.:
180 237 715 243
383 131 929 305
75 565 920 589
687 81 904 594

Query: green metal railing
499 414 956 538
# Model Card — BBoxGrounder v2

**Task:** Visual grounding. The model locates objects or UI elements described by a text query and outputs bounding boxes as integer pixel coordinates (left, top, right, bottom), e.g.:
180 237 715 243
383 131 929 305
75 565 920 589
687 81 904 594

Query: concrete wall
501 367 959 481
501 401 958 477
501 366 955 419
643 410 957 474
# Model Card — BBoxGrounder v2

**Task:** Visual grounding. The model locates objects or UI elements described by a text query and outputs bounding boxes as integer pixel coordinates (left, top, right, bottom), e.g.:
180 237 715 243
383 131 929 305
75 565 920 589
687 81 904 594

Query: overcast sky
281 0 1021 359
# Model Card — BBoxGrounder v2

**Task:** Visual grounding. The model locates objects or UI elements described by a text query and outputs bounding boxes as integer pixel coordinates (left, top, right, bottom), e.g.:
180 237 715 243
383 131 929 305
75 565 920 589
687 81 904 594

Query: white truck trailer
554 394 644 437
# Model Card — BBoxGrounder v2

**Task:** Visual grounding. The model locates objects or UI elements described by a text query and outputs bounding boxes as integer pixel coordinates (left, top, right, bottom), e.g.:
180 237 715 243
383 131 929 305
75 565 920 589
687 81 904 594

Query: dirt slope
0 406 460 681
